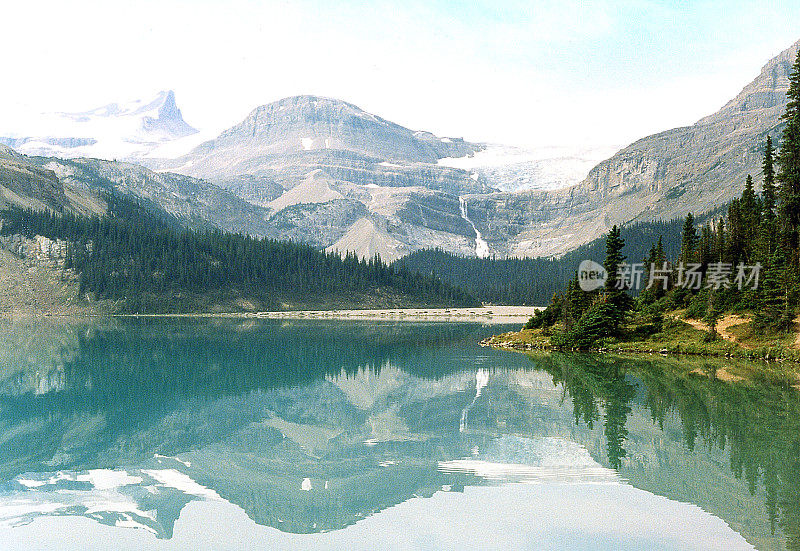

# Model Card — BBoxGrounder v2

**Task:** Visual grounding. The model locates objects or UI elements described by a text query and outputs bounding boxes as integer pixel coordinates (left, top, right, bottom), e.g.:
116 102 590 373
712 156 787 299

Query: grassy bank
485 313 800 370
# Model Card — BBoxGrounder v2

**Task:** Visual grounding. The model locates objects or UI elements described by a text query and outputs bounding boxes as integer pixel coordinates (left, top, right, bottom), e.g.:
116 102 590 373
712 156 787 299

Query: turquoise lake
0 318 798 550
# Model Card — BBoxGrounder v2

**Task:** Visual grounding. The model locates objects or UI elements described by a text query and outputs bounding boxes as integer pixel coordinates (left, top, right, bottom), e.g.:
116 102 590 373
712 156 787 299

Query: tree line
394 218 688 306
0 193 478 312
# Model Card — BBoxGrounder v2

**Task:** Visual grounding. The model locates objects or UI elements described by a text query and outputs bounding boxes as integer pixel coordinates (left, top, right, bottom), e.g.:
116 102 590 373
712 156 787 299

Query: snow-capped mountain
6 37 798 262
0 90 200 160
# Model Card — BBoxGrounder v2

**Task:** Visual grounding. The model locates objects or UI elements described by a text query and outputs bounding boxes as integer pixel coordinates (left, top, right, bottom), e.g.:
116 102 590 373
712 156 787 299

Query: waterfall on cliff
459 196 490 258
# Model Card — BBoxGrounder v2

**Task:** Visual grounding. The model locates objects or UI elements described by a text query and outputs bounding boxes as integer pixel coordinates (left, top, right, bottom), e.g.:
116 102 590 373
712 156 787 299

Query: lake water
0 318 798 550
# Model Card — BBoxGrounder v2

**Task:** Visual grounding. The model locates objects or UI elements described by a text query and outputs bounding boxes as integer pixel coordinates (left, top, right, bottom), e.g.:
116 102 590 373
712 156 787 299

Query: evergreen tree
703 293 722 342
679 213 698 264
602 225 631 334
763 135 778 220
777 50 800 254
741 174 759 219
754 246 794 332
727 199 745 265
0 200 477 312
642 236 667 304
556 299 617 349
562 275 580 331
740 175 760 261
714 219 726 261
698 224 713 269
759 136 779 261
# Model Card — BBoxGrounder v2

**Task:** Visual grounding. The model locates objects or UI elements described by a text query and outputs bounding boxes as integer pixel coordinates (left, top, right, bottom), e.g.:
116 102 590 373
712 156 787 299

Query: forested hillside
395 219 692 305
0 194 478 313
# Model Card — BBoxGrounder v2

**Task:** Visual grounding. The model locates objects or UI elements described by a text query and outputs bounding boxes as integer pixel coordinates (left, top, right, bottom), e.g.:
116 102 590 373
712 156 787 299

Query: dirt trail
680 314 750 344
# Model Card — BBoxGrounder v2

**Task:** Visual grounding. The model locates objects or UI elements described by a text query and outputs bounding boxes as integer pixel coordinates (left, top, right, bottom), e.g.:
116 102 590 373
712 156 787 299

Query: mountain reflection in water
0 318 798 550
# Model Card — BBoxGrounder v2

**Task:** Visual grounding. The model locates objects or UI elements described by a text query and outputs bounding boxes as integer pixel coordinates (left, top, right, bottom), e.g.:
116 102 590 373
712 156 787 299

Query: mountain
0 144 106 216
157 95 481 178
465 39 800 258
144 95 494 260
0 140 475 263
4 39 799 262
151 35 798 261
0 144 67 212
1 140 275 239
36 156 275 237
0 91 199 160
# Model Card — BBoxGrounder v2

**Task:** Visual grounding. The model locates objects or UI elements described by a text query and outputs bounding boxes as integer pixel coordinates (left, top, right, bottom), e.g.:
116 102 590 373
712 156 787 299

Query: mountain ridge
465 38 800 258
156 94 483 178
3 39 800 261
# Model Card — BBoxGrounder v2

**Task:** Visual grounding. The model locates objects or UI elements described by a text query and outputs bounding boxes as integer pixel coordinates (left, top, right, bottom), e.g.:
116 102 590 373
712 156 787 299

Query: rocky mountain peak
199 94 480 164
699 39 800 125
0 90 198 160
251 95 388 123
466 37 800 259
137 90 198 140
0 144 22 162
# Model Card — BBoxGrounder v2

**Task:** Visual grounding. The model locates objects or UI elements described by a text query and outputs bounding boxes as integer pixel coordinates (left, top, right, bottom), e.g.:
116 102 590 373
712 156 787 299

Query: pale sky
3 0 800 149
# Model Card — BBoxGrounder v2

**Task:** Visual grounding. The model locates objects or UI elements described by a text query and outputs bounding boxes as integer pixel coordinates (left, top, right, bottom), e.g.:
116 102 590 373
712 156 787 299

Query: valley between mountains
1 39 798 313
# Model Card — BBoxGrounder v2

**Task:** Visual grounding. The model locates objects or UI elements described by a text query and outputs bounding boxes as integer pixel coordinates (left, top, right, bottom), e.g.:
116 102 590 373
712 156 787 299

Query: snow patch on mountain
0 91 198 160
439 144 620 192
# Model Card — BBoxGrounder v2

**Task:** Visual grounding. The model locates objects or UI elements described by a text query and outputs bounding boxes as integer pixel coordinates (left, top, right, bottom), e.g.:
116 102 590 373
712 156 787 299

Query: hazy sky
3 0 800 148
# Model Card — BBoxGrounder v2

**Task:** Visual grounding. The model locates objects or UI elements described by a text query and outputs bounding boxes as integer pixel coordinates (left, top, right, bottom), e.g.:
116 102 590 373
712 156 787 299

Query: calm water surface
0 318 798 550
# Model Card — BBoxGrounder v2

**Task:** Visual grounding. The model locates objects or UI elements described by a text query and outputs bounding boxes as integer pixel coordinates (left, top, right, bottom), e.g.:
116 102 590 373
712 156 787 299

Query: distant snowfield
145 131 216 160
0 91 200 161
439 143 620 192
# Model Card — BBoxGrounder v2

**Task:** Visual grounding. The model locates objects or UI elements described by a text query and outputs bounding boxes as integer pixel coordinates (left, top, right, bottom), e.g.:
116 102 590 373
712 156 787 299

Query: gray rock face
151 34 798 261
264 199 370 247
2 143 481 262
7 39 799 261
0 144 69 212
469 39 800 258
58 89 198 142
162 95 480 179
138 90 199 140
36 157 274 236
143 96 490 260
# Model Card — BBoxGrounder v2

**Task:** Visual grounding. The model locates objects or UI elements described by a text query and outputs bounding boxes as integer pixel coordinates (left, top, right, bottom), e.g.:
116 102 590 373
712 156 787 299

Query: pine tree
727 199 745 265
714 219 726 261
777 49 800 254
702 293 722 342
642 236 667 304
740 175 760 259
754 246 795 332
679 213 698 264
641 243 658 306
602 225 631 334
759 136 779 261
763 135 777 220
653 236 667 299
562 275 580 331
